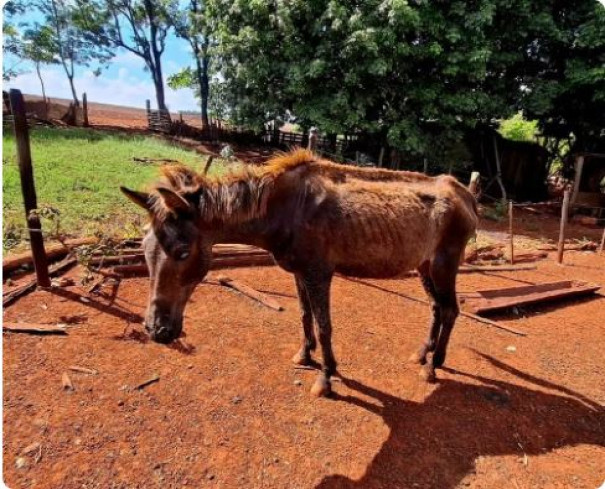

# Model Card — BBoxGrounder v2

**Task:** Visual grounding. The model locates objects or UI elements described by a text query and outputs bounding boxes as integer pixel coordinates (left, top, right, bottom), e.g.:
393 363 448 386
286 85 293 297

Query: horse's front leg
292 275 317 366
302 272 337 397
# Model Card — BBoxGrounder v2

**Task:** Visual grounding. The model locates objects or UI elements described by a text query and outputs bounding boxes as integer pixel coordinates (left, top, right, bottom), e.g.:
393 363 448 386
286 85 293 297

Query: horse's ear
156 187 192 213
121 187 151 211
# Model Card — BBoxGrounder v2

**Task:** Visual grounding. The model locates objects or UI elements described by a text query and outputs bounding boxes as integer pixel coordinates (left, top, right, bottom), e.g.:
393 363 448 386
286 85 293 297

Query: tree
168 0 213 127
207 0 604 166
32 0 112 107
3 0 27 81
22 26 59 107
94 0 176 112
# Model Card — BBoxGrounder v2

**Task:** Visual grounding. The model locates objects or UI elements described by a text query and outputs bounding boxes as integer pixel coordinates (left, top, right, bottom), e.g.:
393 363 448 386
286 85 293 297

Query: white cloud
6 65 198 112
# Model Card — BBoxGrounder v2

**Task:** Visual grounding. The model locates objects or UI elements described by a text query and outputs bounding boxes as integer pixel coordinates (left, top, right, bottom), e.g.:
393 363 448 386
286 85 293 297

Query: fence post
308 127 318 151
508 200 514 265
9 89 51 287
82 92 89 127
557 188 571 264
145 99 151 128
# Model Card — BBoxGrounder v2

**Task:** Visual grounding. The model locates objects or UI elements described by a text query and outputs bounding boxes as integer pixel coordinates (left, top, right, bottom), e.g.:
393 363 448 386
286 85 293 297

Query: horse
121 149 478 397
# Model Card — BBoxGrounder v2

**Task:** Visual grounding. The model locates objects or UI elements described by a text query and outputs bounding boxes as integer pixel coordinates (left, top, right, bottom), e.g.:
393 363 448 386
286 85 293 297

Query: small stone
187 364 194 370
117 400 124 406
294 380 303 386
231 396 242 405
506 345 517 352
15 457 27 469
207 474 215 480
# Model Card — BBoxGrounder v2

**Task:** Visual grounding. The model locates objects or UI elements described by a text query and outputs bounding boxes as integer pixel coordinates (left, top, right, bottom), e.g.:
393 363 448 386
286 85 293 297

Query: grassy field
2 127 232 253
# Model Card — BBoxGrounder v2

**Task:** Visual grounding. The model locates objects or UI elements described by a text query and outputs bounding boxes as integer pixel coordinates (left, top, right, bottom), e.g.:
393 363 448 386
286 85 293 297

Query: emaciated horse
121 149 478 397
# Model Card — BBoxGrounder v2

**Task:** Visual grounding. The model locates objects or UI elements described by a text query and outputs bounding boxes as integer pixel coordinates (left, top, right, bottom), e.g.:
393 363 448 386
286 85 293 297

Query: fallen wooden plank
460 280 600 315
459 264 537 273
339 276 527 336
217 275 284 311
88 254 144 266
112 253 275 277
3 322 67 335
3 257 78 307
3 237 97 273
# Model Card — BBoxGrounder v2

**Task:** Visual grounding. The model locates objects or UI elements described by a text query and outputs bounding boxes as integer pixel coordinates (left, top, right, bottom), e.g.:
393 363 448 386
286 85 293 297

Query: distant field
2 126 233 252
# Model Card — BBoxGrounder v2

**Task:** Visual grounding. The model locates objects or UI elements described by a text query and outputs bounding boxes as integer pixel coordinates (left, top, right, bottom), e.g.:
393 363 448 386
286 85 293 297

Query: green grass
2 126 233 252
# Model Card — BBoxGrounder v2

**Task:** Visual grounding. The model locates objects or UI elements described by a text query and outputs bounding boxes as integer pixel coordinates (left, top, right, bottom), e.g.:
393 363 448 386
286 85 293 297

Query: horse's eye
177 251 190 261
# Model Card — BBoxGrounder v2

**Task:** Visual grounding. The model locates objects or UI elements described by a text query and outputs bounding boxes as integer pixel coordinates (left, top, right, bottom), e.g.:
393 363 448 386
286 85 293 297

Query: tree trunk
199 52 210 128
67 73 79 107
35 62 48 118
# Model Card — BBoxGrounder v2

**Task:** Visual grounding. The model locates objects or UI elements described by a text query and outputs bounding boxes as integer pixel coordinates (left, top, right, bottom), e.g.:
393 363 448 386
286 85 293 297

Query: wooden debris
3 257 78 307
538 242 597 252
61 372 74 391
51 277 75 287
86 276 106 294
217 275 284 311
3 322 67 335
88 254 144 266
68 366 98 375
3 237 96 274
135 374 160 390
459 280 600 315
460 264 537 273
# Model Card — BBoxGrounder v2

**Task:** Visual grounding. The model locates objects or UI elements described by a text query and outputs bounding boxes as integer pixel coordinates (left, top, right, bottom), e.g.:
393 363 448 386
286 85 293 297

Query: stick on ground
217 275 284 311
3 323 68 335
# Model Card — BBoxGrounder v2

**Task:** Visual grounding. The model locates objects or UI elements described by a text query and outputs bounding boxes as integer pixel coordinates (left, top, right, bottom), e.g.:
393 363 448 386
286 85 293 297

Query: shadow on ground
316 353 604 488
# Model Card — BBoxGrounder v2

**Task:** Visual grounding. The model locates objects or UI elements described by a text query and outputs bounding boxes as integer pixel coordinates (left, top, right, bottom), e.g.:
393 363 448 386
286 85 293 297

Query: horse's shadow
317 353 604 488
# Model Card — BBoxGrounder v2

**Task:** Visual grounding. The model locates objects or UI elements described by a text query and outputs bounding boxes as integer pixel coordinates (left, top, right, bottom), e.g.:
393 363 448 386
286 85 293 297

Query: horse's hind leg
420 249 460 382
409 261 441 366
292 275 317 366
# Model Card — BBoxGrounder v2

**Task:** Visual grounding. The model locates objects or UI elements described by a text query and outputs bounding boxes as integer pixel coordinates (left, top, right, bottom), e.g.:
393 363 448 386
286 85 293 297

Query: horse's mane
151 148 316 222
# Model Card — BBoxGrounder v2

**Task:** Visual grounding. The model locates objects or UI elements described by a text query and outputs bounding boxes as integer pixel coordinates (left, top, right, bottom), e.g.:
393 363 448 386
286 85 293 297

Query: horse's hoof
292 350 312 366
419 365 436 383
310 377 332 397
408 351 426 365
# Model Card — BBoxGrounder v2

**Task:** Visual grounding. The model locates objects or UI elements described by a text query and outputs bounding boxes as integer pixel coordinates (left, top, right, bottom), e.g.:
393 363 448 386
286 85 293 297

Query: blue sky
3 12 199 112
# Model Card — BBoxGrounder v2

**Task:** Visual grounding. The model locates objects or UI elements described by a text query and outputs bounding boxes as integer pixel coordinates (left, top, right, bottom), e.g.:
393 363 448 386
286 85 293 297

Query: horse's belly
335 251 425 278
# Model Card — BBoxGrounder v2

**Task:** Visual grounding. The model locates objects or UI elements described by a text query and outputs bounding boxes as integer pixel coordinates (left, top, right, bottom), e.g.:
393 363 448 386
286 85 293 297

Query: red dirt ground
3 213 605 488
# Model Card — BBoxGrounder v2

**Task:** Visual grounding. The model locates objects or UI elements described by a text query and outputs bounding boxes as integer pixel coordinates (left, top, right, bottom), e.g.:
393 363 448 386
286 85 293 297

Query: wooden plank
459 264 537 273
3 322 67 335
217 275 284 311
9 89 50 287
3 237 97 273
3 257 78 307
460 281 600 314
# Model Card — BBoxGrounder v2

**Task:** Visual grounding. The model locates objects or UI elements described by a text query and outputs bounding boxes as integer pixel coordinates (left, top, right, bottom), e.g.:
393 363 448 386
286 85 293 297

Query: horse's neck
211 218 273 249
205 177 278 249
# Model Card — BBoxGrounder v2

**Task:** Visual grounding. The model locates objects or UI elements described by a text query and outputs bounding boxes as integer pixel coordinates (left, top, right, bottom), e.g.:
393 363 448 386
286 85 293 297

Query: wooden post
82 92 89 126
469 171 480 196
145 99 151 128
9 89 50 287
423 158 428 174
557 189 571 264
570 155 584 204
508 200 514 265
599 227 605 254
308 127 318 151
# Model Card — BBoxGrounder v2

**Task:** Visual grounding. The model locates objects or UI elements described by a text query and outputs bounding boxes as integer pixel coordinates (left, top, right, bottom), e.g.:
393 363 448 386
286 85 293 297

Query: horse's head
120 184 212 343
